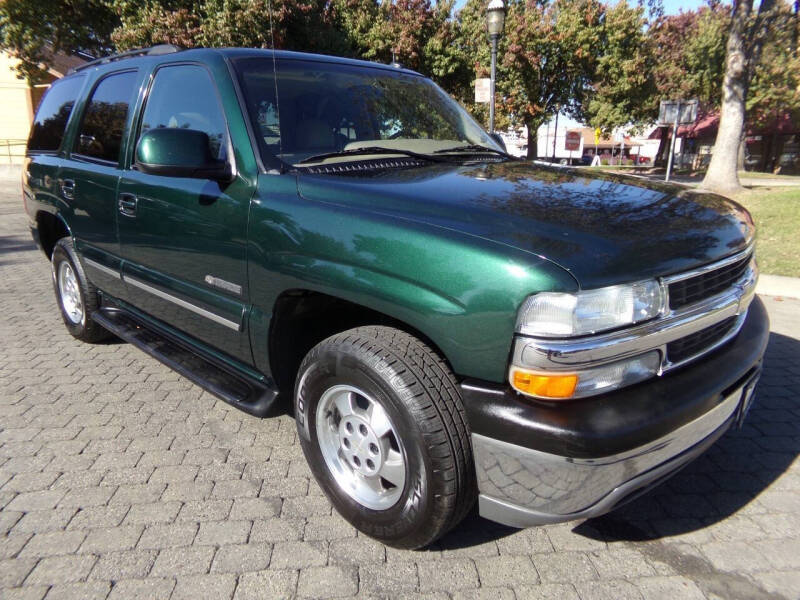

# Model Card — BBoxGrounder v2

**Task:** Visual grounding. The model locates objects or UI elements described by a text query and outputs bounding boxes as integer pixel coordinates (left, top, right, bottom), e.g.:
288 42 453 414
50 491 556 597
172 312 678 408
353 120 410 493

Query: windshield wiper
432 144 510 158
296 146 445 165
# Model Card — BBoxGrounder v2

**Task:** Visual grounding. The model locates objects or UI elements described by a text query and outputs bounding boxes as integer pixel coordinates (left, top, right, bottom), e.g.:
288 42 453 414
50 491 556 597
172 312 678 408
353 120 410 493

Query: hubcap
57 261 83 325
316 384 406 510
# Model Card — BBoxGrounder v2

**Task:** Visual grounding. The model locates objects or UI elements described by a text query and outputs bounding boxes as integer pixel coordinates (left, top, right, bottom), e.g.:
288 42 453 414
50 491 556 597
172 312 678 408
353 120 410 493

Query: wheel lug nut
343 438 350 449
352 456 361 467
359 424 368 436
369 443 378 455
366 458 375 470
345 422 353 434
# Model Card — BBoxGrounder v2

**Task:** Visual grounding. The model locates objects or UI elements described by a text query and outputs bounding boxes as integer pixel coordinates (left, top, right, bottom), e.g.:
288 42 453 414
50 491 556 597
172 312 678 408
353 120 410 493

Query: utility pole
552 112 559 161
489 35 497 133
665 102 680 182
486 0 505 134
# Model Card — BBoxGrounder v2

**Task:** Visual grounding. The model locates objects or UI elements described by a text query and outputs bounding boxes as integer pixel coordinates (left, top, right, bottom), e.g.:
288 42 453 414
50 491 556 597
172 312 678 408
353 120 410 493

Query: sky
453 0 717 15
660 0 710 14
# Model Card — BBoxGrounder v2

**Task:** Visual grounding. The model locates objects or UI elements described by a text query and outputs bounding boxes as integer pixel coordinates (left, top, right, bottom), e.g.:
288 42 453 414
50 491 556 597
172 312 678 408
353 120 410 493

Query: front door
117 63 253 363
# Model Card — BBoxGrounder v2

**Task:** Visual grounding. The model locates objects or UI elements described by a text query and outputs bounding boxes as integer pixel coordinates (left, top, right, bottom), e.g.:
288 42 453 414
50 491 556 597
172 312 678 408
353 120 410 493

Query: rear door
24 75 86 249
117 63 253 363
60 69 141 299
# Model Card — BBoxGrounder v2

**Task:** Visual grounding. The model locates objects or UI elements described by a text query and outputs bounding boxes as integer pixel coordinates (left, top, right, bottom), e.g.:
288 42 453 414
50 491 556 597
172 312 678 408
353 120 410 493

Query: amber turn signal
510 368 578 399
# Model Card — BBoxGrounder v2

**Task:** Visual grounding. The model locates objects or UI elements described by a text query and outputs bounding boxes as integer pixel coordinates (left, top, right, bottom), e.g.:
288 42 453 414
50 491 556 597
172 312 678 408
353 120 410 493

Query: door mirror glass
135 128 232 181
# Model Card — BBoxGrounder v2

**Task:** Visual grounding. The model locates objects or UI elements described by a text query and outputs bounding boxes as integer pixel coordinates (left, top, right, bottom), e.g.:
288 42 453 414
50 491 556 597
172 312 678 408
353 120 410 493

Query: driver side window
139 65 228 162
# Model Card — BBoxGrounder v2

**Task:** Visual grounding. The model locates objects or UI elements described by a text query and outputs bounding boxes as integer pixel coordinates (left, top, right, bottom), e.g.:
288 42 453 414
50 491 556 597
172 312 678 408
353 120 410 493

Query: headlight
516 280 665 338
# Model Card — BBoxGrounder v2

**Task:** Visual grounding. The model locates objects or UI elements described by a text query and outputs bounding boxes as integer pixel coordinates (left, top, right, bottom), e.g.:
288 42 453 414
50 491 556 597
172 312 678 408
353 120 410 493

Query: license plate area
735 365 762 428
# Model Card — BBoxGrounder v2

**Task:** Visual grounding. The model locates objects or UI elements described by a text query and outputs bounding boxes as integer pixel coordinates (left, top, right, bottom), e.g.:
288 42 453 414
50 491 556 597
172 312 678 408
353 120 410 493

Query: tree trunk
702 0 753 194
703 0 776 194
737 133 746 171
526 120 540 159
654 127 670 167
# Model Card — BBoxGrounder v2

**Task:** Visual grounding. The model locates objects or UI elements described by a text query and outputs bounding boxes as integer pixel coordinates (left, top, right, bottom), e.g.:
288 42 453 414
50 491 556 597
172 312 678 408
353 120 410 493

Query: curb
757 274 800 300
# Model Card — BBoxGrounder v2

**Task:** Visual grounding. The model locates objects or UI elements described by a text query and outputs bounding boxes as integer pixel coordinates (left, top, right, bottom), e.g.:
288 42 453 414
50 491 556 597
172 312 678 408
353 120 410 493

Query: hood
296 161 754 289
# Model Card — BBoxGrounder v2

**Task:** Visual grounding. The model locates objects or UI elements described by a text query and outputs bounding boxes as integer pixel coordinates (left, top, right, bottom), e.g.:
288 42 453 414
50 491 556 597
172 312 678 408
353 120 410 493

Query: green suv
24 45 768 549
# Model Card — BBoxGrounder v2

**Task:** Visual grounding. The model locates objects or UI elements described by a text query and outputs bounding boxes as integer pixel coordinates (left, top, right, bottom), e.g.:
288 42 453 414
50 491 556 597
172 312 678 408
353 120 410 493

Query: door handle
118 193 138 217
60 179 75 200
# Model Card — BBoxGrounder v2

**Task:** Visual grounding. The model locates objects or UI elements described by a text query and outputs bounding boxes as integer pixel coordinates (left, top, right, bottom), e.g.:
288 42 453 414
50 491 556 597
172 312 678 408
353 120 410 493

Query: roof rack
68 44 184 74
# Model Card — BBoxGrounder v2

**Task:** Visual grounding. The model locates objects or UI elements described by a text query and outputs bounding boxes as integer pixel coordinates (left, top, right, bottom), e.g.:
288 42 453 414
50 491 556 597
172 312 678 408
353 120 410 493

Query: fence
0 139 27 164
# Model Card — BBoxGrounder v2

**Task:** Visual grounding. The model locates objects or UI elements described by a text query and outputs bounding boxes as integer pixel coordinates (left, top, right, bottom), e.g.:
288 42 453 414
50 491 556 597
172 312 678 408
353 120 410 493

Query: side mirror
135 128 232 181
489 132 507 153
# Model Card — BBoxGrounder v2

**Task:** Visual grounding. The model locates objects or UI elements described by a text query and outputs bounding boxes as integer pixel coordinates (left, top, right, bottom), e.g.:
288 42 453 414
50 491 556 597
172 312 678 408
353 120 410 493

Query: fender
247 177 578 383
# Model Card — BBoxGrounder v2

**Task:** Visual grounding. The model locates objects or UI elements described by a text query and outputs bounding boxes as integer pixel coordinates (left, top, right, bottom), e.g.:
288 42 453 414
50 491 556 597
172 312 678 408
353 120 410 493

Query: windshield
233 57 501 167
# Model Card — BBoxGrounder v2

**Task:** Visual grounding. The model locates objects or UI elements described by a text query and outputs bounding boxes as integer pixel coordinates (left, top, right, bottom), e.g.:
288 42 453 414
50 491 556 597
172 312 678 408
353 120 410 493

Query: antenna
267 0 283 169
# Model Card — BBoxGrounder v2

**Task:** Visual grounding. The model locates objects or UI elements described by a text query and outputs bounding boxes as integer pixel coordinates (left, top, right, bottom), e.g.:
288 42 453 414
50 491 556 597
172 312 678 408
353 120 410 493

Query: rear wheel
295 326 475 549
51 238 110 343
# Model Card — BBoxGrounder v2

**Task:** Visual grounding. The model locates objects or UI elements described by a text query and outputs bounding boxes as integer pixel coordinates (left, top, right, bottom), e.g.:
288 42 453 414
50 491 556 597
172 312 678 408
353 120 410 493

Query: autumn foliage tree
585 1 656 134
0 0 117 82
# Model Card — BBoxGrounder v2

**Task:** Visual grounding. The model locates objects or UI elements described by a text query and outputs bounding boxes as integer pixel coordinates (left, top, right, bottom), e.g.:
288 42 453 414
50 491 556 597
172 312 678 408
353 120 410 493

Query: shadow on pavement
0 233 37 264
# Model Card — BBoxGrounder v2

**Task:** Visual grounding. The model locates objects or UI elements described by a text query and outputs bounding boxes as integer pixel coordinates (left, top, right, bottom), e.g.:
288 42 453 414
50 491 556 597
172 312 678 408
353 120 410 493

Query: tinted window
75 71 138 163
139 65 228 161
27 76 85 153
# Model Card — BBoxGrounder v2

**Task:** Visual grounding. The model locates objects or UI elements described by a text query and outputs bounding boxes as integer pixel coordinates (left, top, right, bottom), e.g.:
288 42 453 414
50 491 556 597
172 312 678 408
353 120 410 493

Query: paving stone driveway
1 171 798 600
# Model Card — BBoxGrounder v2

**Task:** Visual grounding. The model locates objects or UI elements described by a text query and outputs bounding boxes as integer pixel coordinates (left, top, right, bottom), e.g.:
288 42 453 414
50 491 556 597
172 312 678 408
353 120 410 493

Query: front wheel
295 326 476 549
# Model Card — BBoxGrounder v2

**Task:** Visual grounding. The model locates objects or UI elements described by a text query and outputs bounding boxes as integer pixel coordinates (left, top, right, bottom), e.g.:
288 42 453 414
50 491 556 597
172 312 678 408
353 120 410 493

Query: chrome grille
666 316 738 364
668 254 751 310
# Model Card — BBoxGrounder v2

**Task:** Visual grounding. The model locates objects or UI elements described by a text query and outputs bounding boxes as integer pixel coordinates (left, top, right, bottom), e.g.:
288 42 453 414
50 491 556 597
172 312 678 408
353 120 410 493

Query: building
536 121 648 165
648 110 800 174
0 50 85 164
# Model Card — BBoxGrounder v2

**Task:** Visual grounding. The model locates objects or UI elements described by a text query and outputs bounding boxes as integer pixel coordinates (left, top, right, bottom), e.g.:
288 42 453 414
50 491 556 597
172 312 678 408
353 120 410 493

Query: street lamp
486 0 505 134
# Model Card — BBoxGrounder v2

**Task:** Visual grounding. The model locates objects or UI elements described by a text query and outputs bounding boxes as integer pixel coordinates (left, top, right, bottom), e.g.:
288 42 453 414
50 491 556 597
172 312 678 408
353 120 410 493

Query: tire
295 326 476 549
51 237 110 343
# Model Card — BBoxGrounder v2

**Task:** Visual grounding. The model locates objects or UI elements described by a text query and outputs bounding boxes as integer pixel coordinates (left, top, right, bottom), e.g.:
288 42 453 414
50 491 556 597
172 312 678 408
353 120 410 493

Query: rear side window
74 71 139 163
139 65 228 161
27 75 85 153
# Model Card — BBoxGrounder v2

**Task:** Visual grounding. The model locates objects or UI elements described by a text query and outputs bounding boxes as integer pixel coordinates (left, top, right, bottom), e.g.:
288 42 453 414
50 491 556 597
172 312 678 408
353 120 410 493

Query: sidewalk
757 274 800 299
0 164 22 180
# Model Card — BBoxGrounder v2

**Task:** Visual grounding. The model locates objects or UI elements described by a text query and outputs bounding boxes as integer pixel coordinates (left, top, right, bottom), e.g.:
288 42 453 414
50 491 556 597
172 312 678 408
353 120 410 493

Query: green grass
738 171 800 182
734 186 800 277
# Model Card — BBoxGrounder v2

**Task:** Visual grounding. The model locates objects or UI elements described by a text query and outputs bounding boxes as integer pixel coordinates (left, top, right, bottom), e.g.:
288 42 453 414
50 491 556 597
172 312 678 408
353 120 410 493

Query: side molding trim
123 274 242 332
83 257 122 280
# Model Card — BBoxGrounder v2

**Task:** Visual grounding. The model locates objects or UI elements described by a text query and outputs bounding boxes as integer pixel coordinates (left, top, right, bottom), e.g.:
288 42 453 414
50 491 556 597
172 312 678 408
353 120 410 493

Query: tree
746 0 800 171
504 0 603 158
0 0 117 82
113 0 347 53
648 2 730 165
112 1 203 50
585 1 656 133
703 0 778 193
455 0 603 158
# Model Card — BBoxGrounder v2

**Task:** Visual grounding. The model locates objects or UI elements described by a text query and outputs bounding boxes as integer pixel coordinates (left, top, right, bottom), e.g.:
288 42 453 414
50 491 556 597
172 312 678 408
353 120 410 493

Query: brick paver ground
1 170 798 599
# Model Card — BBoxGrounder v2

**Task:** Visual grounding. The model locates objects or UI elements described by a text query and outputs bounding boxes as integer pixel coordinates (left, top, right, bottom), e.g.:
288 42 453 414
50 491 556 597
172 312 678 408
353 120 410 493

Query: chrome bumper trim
473 378 748 526
512 261 757 373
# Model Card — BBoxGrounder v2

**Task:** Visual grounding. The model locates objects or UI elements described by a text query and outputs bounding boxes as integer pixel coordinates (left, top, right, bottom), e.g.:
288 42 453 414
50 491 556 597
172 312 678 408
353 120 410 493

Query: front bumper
461 296 769 528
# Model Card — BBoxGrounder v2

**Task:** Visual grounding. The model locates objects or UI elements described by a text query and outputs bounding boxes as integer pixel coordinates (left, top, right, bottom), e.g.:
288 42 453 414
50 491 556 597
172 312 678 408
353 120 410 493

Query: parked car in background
24 46 767 549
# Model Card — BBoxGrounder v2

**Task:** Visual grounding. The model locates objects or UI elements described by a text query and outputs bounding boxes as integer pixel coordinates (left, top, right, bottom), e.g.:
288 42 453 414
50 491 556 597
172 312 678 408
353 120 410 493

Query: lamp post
486 0 505 134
